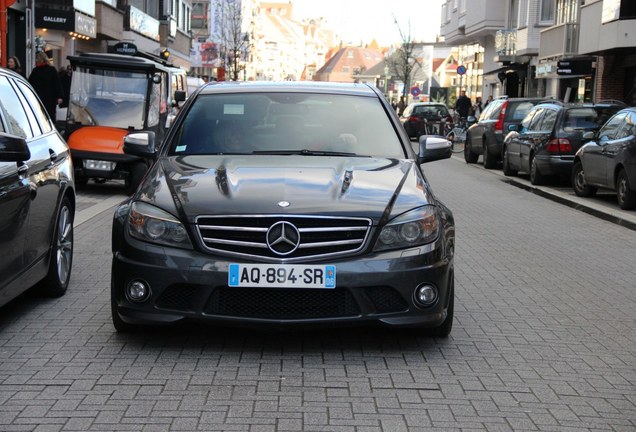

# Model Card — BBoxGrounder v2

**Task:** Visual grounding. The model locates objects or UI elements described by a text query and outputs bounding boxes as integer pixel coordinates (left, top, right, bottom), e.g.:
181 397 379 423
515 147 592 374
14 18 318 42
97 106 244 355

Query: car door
0 76 33 297
583 112 626 186
518 108 546 172
11 78 67 273
506 107 536 169
600 113 634 187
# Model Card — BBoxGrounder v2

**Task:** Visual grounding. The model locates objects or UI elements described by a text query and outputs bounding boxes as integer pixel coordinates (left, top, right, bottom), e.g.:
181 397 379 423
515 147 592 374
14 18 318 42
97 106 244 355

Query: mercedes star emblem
266 221 300 255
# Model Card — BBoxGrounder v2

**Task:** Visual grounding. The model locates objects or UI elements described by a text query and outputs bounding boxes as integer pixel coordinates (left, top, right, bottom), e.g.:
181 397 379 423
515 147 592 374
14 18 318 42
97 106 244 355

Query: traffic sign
456 65 467 75
410 86 421 97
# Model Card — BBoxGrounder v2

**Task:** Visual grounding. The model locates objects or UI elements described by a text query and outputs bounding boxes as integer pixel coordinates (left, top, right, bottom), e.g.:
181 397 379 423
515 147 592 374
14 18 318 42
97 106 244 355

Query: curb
451 154 636 232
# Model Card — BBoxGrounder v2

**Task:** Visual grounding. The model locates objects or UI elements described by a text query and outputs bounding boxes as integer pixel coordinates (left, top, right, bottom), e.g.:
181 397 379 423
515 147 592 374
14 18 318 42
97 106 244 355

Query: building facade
440 0 636 105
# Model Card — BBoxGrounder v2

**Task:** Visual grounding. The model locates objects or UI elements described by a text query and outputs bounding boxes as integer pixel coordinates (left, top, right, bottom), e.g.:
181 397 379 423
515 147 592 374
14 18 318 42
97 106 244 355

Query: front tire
616 168 636 210
483 143 496 169
502 146 517 176
35 196 74 297
530 155 546 185
464 136 478 164
430 278 454 338
572 161 597 197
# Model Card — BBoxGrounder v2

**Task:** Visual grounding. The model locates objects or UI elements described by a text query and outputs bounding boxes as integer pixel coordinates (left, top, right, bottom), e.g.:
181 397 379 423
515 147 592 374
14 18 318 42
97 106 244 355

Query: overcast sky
291 0 444 46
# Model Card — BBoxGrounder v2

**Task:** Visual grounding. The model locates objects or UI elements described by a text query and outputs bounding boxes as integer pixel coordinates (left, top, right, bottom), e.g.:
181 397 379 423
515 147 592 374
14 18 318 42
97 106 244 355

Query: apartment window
518 0 528 27
453 0 458 11
509 0 518 28
556 0 577 24
459 0 466 13
441 3 447 22
540 0 555 23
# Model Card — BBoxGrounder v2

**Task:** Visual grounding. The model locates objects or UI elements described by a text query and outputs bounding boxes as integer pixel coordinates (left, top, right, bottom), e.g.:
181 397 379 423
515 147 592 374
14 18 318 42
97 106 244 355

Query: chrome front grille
195 215 372 261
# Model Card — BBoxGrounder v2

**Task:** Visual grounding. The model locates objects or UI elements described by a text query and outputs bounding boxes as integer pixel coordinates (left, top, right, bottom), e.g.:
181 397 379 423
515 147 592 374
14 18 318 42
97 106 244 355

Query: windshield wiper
253 149 362 157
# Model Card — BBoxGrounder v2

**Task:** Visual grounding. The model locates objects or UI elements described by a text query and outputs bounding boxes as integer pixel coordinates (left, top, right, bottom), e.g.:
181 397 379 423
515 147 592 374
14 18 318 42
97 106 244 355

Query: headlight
374 206 439 252
127 201 192 249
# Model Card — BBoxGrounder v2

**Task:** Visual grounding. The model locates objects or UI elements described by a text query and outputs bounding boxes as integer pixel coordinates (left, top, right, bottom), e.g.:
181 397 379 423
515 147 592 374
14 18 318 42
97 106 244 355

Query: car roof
0 66 29 83
68 53 176 73
198 81 379 97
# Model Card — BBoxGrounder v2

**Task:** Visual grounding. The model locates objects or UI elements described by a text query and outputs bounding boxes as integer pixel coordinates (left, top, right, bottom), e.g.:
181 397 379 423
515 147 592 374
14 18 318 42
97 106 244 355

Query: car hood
136 155 435 224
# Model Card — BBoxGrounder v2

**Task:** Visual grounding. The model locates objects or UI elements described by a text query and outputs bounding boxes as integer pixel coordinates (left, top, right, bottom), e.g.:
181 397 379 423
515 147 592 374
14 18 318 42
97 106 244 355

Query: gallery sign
35 9 75 31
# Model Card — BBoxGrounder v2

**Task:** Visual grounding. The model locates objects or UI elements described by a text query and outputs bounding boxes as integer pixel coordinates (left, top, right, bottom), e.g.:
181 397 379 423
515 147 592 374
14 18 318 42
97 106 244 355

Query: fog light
414 284 437 306
126 280 150 303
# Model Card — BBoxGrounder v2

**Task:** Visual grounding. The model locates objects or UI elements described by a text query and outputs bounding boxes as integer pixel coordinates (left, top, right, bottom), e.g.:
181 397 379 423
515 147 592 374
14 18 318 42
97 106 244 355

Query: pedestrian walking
484 95 493 107
397 96 406 116
7 56 23 76
472 96 483 119
29 52 63 121
454 90 471 119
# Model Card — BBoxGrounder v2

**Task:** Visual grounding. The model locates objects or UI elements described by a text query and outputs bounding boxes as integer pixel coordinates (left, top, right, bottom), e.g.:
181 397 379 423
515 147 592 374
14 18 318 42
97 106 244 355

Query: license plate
228 264 336 288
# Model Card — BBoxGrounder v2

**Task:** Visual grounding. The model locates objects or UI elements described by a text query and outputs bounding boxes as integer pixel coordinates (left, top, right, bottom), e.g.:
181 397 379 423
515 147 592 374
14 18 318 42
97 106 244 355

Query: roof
198 81 380 97
68 53 175 72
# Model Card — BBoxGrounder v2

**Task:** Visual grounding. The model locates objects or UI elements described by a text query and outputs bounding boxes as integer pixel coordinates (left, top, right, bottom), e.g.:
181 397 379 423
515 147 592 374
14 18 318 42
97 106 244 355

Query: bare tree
213 0 249 81
387 18 426 103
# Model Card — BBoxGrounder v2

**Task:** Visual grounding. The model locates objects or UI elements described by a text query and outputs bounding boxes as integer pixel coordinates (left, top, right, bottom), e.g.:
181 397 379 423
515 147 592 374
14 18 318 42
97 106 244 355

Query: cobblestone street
0 159 634 431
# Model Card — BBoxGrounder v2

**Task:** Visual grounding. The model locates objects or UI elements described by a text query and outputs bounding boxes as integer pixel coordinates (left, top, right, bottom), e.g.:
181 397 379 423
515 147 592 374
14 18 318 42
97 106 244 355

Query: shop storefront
34 0 96 69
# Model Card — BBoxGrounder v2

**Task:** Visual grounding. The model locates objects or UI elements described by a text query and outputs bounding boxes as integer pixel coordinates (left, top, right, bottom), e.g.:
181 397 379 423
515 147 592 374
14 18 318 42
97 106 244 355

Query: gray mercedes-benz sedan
111 81 456 336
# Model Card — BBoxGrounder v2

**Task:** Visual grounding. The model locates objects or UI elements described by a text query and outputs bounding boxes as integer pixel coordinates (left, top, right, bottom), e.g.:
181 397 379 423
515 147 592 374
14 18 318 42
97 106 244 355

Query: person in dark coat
28 52 63 121
58 64 72 108
454 90 472 119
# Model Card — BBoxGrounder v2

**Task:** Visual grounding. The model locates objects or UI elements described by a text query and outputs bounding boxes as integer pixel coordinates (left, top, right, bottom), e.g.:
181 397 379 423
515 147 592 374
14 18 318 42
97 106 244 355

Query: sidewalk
451 154 636 231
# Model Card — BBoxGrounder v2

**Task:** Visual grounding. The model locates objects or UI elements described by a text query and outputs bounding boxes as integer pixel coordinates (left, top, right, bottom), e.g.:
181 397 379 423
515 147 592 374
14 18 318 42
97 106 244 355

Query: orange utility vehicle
65 52 187 193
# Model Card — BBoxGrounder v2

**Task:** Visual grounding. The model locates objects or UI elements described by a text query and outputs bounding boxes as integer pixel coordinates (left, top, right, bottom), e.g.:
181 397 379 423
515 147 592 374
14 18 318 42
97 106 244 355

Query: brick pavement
0 160 634 431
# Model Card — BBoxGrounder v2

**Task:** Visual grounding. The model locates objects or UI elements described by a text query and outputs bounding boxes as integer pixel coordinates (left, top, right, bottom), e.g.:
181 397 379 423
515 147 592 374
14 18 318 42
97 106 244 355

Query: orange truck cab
65 52 187 193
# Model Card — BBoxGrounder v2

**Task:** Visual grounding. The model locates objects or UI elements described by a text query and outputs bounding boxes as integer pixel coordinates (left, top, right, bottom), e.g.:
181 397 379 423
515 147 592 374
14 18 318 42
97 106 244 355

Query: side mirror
417 135 452 164
0 132 30 162
123 132 157 159
174 90 186 103
508 124 519 132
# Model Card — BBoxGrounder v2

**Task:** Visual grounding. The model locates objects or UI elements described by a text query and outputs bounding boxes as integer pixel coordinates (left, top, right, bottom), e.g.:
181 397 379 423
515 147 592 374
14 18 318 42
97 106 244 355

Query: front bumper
111 233 453 330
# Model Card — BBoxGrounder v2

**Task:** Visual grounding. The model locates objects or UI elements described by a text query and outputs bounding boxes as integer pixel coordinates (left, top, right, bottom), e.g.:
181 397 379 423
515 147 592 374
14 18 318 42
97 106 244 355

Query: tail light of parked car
494 100 508 133
546 138 573 154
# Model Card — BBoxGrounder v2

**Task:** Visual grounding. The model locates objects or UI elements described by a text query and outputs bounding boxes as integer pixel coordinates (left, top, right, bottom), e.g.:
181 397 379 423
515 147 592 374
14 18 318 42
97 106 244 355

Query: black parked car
0 67 75 307
465 96 546 168
572 107 636 210
111 81 456 336
400 102 453 139
502 101 623 185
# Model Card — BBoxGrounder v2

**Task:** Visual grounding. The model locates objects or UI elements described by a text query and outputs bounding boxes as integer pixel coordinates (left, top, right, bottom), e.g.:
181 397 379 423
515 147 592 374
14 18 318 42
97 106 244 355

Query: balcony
439 0 505 45
579 0 636 54
494 29 516 62
539 23 579 60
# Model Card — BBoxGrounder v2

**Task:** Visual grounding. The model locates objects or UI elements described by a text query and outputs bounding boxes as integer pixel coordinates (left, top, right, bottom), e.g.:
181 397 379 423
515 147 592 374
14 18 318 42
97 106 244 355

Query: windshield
169 92 404 158
68 67 149 129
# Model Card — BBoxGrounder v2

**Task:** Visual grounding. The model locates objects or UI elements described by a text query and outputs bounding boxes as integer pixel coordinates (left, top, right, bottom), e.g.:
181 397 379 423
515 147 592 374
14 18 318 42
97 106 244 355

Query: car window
563 108 601 131
15 80 53 134
527 108 545 131
171 92 404 158
615 113 635 139
598 113 627 142
519 108 536 131
507 101 538 121
402 105 413 117
539 109 557 132
479 101 495 120
0 76 32 138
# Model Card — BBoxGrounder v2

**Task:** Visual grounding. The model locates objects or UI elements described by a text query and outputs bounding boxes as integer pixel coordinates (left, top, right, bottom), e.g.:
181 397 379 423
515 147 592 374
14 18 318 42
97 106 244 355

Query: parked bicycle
446 115 474 153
